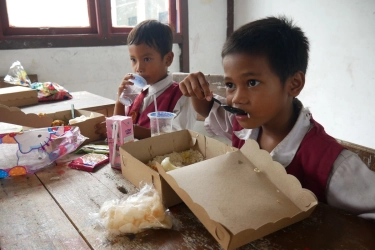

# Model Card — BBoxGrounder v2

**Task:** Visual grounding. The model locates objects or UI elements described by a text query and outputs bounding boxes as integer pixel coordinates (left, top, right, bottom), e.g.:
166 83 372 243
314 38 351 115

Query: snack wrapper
4 61 31 86
98 183 173 235
30 82 73 101
0 126 86 178
68 153 109 172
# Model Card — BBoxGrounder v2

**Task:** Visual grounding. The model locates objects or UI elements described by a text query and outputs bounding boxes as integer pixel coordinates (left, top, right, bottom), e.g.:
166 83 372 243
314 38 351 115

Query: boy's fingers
179 82 190 96
195 72 212 100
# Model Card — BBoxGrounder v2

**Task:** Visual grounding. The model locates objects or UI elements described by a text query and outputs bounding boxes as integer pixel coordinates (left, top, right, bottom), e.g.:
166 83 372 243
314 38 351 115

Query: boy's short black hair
222 16 309 84
127 19 173 58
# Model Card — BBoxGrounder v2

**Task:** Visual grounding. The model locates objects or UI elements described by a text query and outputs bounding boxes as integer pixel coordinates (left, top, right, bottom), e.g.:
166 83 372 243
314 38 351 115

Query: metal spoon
212 97 247 115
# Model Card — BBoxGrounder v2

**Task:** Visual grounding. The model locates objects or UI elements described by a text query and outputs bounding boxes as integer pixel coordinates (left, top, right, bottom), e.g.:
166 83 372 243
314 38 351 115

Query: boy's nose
231 88 247 105
135 62 144 73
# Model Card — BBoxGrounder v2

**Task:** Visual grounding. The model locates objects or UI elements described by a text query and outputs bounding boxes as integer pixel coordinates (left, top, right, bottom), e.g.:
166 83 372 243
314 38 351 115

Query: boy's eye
248 80 260 87
130 58 136 63
144 58 151 62
225 82 235 89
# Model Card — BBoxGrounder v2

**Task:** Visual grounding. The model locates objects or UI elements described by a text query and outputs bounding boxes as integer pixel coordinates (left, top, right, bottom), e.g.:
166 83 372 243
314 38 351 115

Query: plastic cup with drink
147 111 176 137
119 74 147 106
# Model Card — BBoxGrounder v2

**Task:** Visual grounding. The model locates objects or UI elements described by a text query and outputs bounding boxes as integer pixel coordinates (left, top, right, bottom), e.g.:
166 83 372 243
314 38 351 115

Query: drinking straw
71 104 75 118
111 121 118 167
153 94 160 135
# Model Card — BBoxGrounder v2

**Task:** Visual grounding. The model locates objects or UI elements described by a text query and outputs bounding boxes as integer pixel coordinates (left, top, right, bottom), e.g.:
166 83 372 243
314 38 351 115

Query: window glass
111 0 169 27
6 0 89 27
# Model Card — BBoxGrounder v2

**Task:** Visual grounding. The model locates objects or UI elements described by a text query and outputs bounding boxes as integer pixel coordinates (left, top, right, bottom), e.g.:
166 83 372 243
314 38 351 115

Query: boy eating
179 16 375 219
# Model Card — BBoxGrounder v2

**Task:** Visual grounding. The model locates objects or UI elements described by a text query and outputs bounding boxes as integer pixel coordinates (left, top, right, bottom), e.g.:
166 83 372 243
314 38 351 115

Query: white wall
0 45 181 101
233 0 375 149
187 0 227 74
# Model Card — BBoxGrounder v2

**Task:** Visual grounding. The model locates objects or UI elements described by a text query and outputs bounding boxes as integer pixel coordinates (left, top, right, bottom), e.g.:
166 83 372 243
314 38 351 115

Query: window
0 0 189 71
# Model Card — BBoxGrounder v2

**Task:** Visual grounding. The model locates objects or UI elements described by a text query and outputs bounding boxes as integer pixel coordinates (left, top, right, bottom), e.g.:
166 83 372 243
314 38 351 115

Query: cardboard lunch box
120 129 318 250
0 86 38 107
120 129 237 208
0 105 105 144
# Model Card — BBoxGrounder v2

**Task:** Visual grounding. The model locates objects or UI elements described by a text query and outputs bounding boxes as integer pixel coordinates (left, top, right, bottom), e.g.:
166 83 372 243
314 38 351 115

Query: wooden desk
1 154 374 250
20 91 115 117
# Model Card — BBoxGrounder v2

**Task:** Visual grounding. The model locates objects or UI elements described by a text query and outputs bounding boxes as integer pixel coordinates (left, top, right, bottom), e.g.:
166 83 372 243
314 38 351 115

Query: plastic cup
147 111 176 137
118 74 147 106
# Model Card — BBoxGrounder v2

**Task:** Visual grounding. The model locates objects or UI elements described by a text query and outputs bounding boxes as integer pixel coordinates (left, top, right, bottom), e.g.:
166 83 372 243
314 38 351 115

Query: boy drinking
179 16 375 219
114 19 196 139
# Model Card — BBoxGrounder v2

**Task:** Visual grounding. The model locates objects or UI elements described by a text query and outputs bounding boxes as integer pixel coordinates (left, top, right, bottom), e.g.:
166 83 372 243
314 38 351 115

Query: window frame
0 0 189 72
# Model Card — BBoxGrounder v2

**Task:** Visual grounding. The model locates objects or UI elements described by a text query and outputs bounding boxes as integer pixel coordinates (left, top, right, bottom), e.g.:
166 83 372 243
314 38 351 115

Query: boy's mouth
235 113 251 118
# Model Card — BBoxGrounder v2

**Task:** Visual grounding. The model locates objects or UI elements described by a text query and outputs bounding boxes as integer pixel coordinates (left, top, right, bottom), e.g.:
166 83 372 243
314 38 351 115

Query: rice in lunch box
147 149 204 171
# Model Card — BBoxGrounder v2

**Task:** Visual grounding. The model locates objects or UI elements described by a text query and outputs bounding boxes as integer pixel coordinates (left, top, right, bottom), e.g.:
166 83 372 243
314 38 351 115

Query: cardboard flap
156 139 317 236
0 104 52 128
0 86 37 100
240 139 318 209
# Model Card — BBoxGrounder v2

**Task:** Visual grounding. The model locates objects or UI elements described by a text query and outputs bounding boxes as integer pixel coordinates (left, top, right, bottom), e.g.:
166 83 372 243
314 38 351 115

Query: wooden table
20 91 115 117
1 154 374 250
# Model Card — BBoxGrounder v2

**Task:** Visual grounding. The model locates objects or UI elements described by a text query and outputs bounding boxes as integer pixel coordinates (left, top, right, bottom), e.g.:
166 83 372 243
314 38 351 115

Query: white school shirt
204 96 375 219
125 73 196 131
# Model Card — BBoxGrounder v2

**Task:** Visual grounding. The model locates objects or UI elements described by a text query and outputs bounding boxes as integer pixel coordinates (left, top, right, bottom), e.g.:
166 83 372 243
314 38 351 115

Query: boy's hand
179 72 213 101
117 73 136 99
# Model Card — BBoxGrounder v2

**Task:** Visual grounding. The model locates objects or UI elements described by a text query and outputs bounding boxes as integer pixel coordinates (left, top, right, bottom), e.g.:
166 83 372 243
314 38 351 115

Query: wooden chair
337 139 375 172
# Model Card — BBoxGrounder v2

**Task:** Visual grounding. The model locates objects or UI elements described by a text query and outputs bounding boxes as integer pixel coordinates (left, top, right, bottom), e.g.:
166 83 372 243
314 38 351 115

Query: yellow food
147 149 204 172
51 120 65 126
161 157 180 172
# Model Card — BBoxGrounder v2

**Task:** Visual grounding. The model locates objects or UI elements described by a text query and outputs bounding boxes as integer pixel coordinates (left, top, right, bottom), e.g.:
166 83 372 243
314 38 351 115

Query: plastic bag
4 61 31 86
98 183 173 235
0 126 86 178
30 82 72 101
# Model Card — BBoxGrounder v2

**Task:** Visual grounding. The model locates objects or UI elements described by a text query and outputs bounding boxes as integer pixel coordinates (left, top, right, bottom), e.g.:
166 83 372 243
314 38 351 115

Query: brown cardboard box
120 129 236 208
0 86 38 107
120 130 318 249
0 105 105 143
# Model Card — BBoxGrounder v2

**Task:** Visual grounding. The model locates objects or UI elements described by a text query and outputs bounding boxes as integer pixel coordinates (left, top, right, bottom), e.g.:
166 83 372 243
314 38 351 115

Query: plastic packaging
68 153 109 172
4 61 31 86
98 183 173 234
30 82 72 101
0 126 86 178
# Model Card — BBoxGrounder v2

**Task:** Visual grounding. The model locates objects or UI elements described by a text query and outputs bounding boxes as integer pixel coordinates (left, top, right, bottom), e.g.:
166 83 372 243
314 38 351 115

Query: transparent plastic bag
98 183 173 235
4 61 31 86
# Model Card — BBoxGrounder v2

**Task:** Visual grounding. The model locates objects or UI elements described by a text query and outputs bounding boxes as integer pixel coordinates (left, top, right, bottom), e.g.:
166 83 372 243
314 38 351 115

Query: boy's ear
287 71 305 97
164 51 174 67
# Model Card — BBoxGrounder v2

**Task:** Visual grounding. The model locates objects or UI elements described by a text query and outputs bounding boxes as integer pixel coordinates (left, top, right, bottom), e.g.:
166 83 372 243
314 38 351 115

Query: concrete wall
0 45 180 101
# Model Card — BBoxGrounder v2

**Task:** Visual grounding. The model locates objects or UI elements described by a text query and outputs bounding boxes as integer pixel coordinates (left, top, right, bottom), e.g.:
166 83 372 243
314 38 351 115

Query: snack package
99 183 173 235
0 126 86 178
68 153 109 172
30 82 72 101
106 116 134 169
4 61 31 86
75 144 110 154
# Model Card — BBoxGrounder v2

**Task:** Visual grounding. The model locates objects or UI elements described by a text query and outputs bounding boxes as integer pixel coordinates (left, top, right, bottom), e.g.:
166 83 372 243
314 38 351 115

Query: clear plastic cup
147 111 176 137
119 74 147 106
